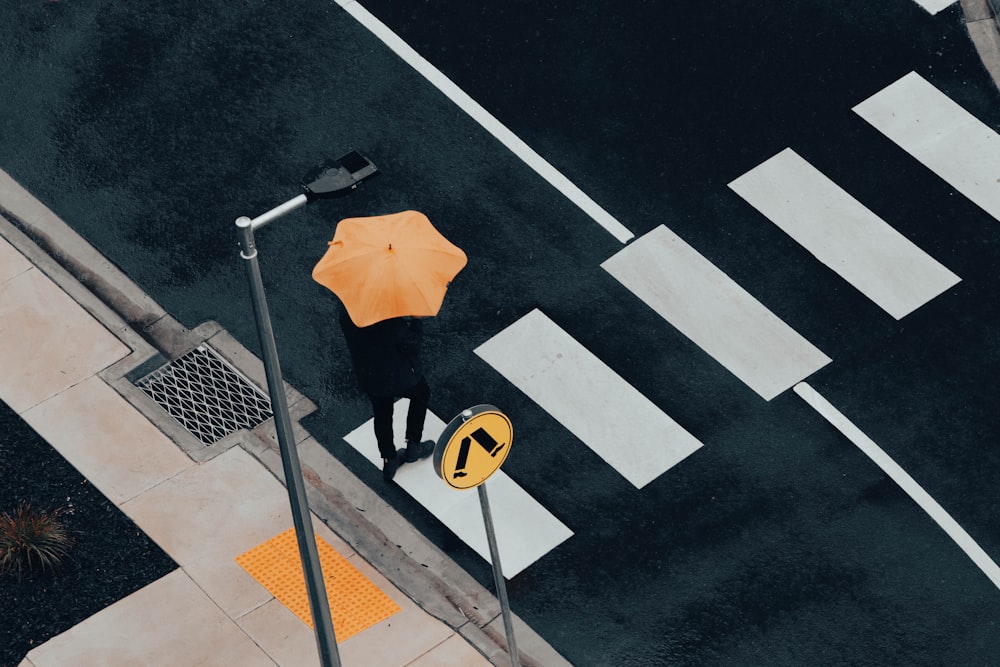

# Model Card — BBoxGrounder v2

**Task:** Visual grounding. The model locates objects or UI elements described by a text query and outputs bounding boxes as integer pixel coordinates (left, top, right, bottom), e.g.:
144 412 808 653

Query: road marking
474 309 703 488
343 404 573 577
729 148 961 320
911 0 956 13
336 0 634 243
854 71 1000 222
602 225 831 400
794 382 1000 591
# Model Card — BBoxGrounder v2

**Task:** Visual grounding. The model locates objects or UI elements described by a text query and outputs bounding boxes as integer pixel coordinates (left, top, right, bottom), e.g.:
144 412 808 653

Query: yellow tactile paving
236 528 400 640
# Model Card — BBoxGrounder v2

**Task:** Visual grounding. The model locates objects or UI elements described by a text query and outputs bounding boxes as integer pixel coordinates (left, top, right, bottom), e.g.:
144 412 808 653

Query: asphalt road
2 1 1000 664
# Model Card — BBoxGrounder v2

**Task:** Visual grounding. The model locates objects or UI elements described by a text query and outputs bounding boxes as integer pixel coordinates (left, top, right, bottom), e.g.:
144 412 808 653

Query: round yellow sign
434 405 513 490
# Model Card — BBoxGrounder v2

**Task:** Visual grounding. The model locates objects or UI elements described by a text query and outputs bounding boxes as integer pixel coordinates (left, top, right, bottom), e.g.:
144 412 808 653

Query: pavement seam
176 566 282 667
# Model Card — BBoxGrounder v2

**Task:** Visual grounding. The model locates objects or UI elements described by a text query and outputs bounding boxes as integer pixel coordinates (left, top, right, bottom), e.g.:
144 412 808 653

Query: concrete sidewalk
0 168 566 666
963 0 1000 90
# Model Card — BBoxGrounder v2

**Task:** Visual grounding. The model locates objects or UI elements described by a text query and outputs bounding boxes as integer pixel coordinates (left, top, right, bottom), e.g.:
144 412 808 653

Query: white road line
854 71 1000 222
474 309 703 488
911 0 956 14
602 225 832 400
794 382 1000 591
343 403 573 578
336 0 635 243
729 148 961 320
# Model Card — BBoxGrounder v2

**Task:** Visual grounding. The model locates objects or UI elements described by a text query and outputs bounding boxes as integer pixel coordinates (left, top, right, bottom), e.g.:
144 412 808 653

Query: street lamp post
234 152 378 667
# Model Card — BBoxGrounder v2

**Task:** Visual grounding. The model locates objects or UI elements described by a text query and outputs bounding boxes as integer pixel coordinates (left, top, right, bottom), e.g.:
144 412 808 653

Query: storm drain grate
135 345 273 446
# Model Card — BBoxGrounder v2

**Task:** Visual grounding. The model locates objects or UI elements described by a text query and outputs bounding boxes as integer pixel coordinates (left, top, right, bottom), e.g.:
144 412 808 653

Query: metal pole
478 482 520 666
236 216 342 667
250 193 309 230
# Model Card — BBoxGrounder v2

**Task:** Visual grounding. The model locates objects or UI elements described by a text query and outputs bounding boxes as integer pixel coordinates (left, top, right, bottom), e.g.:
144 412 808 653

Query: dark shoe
404 439 435 463
382 449 405 482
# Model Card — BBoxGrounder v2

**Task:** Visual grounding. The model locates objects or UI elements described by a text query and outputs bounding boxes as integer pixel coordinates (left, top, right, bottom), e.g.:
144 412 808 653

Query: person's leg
403 378 430 444
403 379 434 462
370 394 397 460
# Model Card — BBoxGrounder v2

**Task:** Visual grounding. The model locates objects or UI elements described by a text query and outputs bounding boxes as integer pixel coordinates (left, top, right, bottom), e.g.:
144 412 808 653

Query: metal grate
136 345 273 446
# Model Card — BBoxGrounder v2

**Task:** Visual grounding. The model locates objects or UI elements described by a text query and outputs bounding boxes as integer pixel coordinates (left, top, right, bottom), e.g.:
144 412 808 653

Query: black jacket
339 306 424 397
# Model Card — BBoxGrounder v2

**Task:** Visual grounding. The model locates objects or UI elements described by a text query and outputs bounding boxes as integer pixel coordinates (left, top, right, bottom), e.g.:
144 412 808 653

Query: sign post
434 405 519 666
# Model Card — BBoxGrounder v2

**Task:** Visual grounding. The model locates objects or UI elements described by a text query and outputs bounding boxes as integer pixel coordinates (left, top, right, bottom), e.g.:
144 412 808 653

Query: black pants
369 378 430 460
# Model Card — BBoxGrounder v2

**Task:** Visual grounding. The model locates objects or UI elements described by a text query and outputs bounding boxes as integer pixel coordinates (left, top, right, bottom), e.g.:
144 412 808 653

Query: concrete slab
186 552 280 620
968 17 1000 86
21 375 194 505
120 446 288 562
24 569 275 667
961 0 996 22
337 551 458 666
236 599 324 667
0 234 31 283
0 268 129 412
406 635 492 667
120 445 353 618
237 550 457 667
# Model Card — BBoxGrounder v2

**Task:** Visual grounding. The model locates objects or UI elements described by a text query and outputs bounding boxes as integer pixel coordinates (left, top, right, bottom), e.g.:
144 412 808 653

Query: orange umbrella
312 210 468 327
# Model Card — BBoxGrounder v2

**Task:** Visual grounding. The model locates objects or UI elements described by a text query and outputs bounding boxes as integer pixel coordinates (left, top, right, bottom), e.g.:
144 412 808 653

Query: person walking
338 303 436 481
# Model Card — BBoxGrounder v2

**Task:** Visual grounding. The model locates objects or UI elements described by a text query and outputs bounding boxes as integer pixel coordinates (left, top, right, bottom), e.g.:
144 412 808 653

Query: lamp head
301 150 378 201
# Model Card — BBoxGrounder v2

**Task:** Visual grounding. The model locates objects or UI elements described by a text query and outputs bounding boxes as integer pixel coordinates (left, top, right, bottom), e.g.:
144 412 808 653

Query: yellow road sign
434 405 513 490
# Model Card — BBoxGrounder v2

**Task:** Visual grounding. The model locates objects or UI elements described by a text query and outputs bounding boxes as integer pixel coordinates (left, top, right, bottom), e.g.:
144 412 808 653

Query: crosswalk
912 0 957 14
853 71 1000 223
342 405 573 578
474 309 703 488
728 147 961 320
338 63 996 576
602 225 832 400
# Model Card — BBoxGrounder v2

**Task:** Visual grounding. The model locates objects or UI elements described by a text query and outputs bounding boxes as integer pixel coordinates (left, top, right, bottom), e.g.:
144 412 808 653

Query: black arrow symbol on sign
453 427 506 478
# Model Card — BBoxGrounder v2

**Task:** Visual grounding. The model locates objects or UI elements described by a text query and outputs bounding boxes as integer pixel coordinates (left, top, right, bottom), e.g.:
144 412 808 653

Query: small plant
0 501 74 578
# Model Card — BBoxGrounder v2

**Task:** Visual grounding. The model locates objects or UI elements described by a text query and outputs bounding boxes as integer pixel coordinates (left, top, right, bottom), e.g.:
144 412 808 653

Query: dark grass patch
0 399 177 667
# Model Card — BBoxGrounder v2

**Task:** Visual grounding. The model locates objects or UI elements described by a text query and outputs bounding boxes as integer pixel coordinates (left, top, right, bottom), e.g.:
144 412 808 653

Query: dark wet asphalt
2 1 1000 664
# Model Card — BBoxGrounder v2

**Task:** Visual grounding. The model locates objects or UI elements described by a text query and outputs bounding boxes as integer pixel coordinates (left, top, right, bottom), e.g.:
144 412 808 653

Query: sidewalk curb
0 169 570 667
962 0 1000 91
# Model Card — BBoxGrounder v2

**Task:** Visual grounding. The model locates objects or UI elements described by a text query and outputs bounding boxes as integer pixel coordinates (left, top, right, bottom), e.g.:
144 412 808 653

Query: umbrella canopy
312 210 467 327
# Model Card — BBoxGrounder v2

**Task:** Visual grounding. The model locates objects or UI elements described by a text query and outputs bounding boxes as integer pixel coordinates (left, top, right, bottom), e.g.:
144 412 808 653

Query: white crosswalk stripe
729 148 961 320
602 225 832 400
474 309 703 488
854 71 1000 222
343 404 573 578
910 0 956 14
